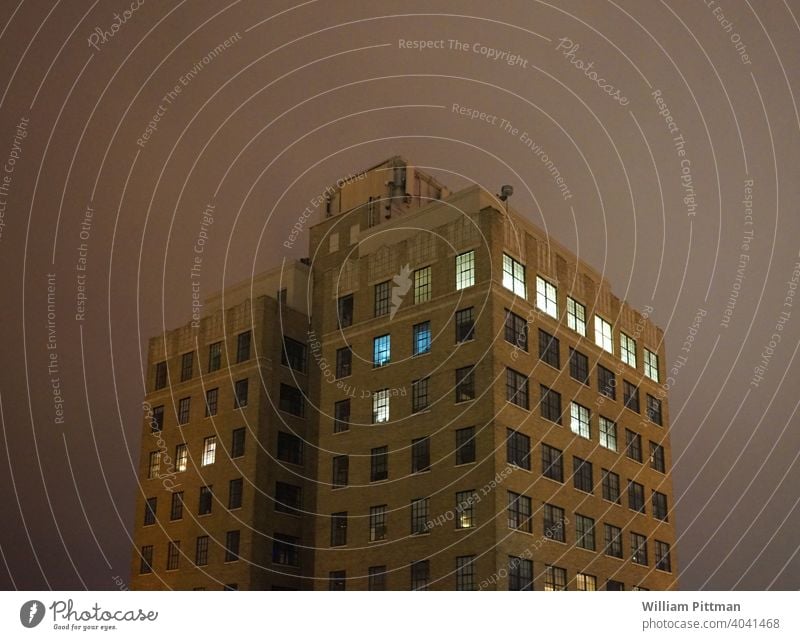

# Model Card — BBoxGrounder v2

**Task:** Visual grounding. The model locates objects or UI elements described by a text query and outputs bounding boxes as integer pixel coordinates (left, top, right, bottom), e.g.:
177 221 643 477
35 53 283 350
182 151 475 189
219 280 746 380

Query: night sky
0 0 798 590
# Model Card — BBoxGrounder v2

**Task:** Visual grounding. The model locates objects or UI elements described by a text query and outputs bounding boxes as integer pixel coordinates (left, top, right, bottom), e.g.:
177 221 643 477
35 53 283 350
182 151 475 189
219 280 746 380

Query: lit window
201 436 216 466
620 332 637 368
544 565 567 591
147 451 160 479
373 334 391 367
455 251 475 290
644 348 660 382
594 315 613 353
567 297 586 335
456 490 477 529
413 321 431 355
413 266 431 303
570 402 591 439
502 254 526 297
174 444 187 472
576 573 597 591
599 416 617 451
372 389 390 423
536 276 557 318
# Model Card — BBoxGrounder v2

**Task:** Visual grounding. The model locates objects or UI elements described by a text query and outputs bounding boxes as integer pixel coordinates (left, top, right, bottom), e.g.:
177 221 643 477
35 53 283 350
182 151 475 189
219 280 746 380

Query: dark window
195 536 209 565
368 566 386 591
540 385 562 423
575 514 596 550
228 478 243 509
655 541 672 572
166 541 180 570
234 379 248 408
225 530 240 562
623 381 640 412
411 437 430 473
231 428 246 458
279 384 304 417
236 331 251 363
544 566 567 591
456 490 476 529
208 342 222 372
277 431 303 465
329 571 346 591
456 556 475 591
198 486 213 515
506 368 529 409
631 532 648 566
509 556 533 590
177 397 190 424
455 307 475 342
506 428 531 470
647 394 663 425
412 377 430 413
335 346 352 379
607 580 624 591
331 512 348 546
507 491 532 532
332 455 349 488
413 321 431 356
598 365 616 399
150 405 164 432
573 456 593 493
504 310 528 350
650 441 666 473
143 497 157 526
154 361 167 390
544 504 566 542
337 294 354 328
180 352 193 381
541 444 563 482
653 491 668 521
455 427 476 465
628 481 646 513
538 329 560 368
333 399 350 433
569 348 590 384
370 446 388 481
275 482 302 515
626 429 643 462
170 491 183 520
602 469 621 503
273 534 299 566
139 545 153 574
205 388 218 417
604 524 623 558
369 505 387 541
374 281 391 317
455 366 475 402
281 337 307 373
411 560 429 590
410 498 429 534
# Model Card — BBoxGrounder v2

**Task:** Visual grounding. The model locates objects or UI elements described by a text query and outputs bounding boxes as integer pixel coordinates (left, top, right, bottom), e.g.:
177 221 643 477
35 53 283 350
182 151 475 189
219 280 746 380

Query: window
335 346 352 378
594 315 613 353
279 384 304 417
194 536 208 567
620 332 637 367
631 532 648 565
201 436 216 466
170 491 183 520
508 556 533 590
604 524 623 558
502 254 526 296
540 385 562 423
567 297 586 335
455 427 476 465
543 504 566 542
455 250 475 290
602 469 621 503
411 560 429 590
413 266 431 303
147 451 160 479
506 368 529 409
143 497 157 526
575 514 596 550
198 486 213 515
626 429 643 462
273 534 299 566
180 352 193 381
411 437 430 473
599 416 617 451
644 348 660 382
150 405 164 432
655 541 672 571
370 446 388 481
504 310 528 350
166 541 180 570
225 531 240 562
413 321 431 355
369 505 387 541
373 334 391 367
367 196 378 227
368 566 386 591
569 348 589 384
412 378 430 413
598 365 616 399
337 294 354 328
650 441 666 473
372 389 390 423
541 444 564 482
455 307 475 342
177 397 191 424
544 565 567 591
536 275 557 317
456 490 476 529
607 580 624 591
576 573 597 591
175 444 187 472
628 481 646 513
333 399 350 433
204 342 222 374
410 498 429 534
374 280 391 317
506 429 530 470
647 394 663 426
234 379 248 408
507 491 532 532
538 329 560 367
456 556 475 591
329 571 346 591
570 402 591 439
331 512 348 546
140 545 153 574
277 431 303 465
275 482 302 516
332 455 349 488
205 388 218 417
231 428 246 458
455 366 475 402
228 478 243 509
623 381 640 412
236 331 251 363
154 361 167 390
653 491 669 521
573 456 593 493
281 337 307 373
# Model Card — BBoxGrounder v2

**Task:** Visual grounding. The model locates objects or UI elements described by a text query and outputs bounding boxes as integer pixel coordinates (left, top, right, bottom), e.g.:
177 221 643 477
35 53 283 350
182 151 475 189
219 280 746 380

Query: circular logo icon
20 600 45 628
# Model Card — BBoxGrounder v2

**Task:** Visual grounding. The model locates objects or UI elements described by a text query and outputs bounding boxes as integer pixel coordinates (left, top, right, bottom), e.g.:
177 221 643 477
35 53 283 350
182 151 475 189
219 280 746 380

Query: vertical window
602 469 621 503
139 546 153 574
411 560 430 591
225 531 241 562
205 388 218 417
272 534 299 566
628 481 645 513
411 437 430 473
228 478 243 509
455 250 475 290
413 266 431 303
331 512 348 546
538 329 560 367
367 196 378 228
198 486 213 515
455 366 475 402
541 444 564 482
598 365 616 399
335 346 352 378
455 427 476 465
623 381 640 412
644 348 660 382
231 428 246 458
369 505 387 541
647 395 663 425
599 416 617 451
275 482 302 516
279 384 305 417
655 541 672 572
329 571 346 591
372 389 390 423
502 254 526 296
154 361 167 390
374 280 391 317
576 573 597 591
631 532 648 565
150 405 164 432
195 536 209 566
543 504 566 542
653 491 669 521
508 556 533 590
456 556 475 591
337 294 354 328
620 333 637 367
607 580 625 591
456 490 476 529
650 441 666 473
166 541 180 570
455 307 475 342
175 444 187 472
504 310 528 350
626 429 643 462
147 451 160 479
506 428 531 470
201 436 216 466
567 297 586 335
143 497 157 526
276 431 303 465
170 491 184 520
281 337 308 373
506 368 529 409
410 498 429 535
575 514 596 550
570 402 591 439
573 456 593 493
368 566 386 591
604 524 623 558
540 385 562 423
234 379 248 408
207 342 222 373
332 455 349 488
411 377 430 413
177 397 191 424
180 352 193 381
413 321 431 355
594 315 613 353
544 566 567 591
373 334 391 367
236 331 251 363
569 348 589 384
507 491 532 532
536 276 558 317
370 446 388 481
333 399 351 433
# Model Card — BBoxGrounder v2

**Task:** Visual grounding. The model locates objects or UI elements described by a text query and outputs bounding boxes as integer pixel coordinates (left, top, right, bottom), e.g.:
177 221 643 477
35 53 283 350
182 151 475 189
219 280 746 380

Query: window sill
454 399 476 406
454 461 476 468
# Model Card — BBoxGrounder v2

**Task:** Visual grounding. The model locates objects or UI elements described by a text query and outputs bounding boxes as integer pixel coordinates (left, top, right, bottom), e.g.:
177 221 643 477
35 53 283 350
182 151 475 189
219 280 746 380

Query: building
131 156 677 591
